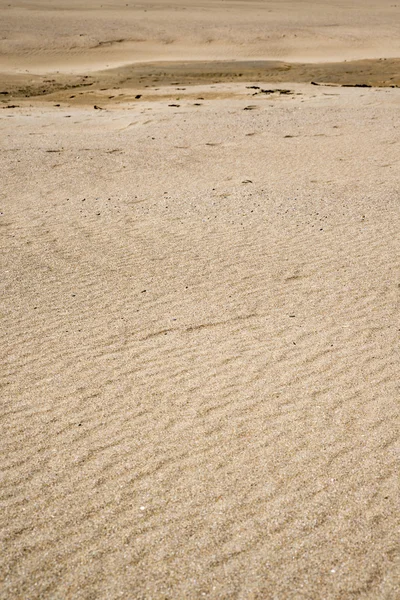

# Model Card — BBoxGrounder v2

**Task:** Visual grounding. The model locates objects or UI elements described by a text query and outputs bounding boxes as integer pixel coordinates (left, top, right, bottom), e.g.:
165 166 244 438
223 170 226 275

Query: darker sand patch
1 58 399 105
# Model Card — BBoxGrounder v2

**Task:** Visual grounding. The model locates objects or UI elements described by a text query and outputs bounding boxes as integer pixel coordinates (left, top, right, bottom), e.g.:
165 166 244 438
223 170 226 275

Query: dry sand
1 2 400 599
1 0 400 72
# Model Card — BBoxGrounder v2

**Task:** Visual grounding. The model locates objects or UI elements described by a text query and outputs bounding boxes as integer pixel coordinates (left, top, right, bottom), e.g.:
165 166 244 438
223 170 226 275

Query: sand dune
1 1 400 599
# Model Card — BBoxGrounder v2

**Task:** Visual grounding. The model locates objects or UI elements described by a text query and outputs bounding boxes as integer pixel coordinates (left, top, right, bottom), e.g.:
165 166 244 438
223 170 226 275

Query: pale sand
1 2 400 600
1 0 400 72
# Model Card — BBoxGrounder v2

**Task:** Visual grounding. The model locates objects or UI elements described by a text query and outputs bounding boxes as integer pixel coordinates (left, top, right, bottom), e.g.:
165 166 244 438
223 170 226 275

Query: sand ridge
1 58 400 108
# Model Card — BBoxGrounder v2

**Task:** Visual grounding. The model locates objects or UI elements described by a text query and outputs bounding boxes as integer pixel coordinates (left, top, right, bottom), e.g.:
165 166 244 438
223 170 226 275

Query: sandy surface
1 0 400 73
1 2 400 600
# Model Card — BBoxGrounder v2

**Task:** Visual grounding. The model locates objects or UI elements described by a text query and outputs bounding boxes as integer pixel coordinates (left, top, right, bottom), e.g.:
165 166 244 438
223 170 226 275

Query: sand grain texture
1 2 400 599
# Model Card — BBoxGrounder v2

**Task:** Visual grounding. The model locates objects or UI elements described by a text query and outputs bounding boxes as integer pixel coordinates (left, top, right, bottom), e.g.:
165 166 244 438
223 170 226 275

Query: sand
1 0 400 72
1 2 399 599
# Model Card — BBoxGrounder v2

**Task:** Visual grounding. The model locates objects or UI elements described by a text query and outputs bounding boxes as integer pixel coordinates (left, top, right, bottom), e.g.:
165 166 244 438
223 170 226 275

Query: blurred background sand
1 0 400 72
1 2 399 599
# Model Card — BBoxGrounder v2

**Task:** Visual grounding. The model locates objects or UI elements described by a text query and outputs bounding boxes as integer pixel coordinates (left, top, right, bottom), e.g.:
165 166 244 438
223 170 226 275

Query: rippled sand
1 2 399 599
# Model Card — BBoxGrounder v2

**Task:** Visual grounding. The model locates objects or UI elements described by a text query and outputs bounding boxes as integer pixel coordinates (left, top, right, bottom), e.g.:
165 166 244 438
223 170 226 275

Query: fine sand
1 0 400 73
1 2 400 599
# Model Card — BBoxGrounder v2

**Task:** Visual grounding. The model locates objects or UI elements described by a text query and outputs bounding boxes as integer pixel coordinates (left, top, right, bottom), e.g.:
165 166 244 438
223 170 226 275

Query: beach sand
1 2 399 599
